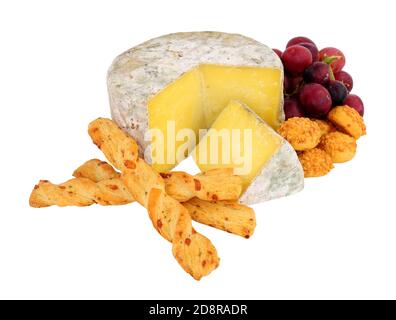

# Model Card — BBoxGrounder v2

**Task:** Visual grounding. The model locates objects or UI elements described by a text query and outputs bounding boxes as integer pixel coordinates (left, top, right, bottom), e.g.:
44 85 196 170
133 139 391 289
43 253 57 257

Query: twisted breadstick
30 178 98 207
160 168 242 202
148 188 219 276
88 118 139 171
30 159 255 238
78 159 255 237
88 118 220 280
74 159 242 202
73 159 119 182
29 177 134 207
184 199 256 239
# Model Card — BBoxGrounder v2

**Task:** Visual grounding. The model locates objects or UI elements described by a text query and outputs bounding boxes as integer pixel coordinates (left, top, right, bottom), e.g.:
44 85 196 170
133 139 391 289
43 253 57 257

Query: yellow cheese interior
148 64 282 172
193 100 282 190
148 69 205 173
199 65 282 128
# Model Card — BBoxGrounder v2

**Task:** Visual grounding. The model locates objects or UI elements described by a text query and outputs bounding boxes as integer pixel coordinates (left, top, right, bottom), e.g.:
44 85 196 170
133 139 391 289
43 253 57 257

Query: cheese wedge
193 100 304 204
108 32 283 172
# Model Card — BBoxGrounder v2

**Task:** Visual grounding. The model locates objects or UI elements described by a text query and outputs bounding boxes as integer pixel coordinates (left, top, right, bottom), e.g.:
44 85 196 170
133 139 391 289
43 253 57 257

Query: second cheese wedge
194 100 304 204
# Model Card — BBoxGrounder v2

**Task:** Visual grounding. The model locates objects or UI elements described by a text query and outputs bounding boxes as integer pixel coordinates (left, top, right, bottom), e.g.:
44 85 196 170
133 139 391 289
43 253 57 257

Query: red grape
334 71 353 92
284 74 303 95
299 83 332 118
286 36 316 48
303 62 331 85
284 97 305 119
273 48 283 59
282 45 313 74
299 42 319 62
283 74 290 93
344 94 364 116
319 47 346 73
327 81 348 106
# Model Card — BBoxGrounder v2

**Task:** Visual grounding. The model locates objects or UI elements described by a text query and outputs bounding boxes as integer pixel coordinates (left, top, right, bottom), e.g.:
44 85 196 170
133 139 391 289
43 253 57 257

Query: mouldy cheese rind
107 32 284 171
237 102 304 204
239 140 304 205
194 100 304 205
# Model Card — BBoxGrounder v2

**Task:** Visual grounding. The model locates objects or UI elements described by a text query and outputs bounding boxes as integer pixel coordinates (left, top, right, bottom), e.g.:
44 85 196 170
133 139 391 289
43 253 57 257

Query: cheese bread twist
160 168 242 202
30 158 255 238
75 158 243 204
75 159 255 238
29 177 133 207
87 118 219 280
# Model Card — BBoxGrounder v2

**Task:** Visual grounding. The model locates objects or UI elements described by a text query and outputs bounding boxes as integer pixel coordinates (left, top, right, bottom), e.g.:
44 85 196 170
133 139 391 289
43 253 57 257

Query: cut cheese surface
199 65 282 128
194 100 304 204
108 32 284 172
194 100 282 190
148 68 205 172
147 64 282 171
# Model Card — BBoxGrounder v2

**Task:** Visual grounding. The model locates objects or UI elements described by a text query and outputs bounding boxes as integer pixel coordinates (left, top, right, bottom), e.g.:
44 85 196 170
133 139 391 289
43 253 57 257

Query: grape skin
334 71 353 92
284 97 305 119
282 45 313 74
327 81 348 106
272 48 283 59
300 42 319 62
284 74 303 95
299 84 332 118
344 94 364 116
303 62 331 85
319 47 346 73
286 36 315 48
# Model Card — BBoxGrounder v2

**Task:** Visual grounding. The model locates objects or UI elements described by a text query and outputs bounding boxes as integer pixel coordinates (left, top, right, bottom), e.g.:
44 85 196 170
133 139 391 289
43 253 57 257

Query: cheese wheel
108 32 284 172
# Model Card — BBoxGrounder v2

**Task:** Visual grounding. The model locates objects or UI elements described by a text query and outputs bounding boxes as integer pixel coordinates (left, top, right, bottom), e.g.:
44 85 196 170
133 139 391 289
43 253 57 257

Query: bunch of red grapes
273 37 364 120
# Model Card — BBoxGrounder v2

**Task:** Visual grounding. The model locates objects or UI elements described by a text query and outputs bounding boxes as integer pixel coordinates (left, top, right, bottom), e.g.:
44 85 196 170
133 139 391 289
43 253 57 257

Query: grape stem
329 67 335 81
322 55 339 81
322 55 340 65
285 80 305 98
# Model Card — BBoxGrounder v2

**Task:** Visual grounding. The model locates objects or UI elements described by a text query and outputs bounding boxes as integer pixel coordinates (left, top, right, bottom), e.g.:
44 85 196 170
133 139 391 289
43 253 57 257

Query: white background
0 0 395 300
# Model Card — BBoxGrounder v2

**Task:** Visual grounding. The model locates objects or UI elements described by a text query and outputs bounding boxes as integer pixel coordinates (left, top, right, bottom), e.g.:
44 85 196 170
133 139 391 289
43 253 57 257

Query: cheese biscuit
318 132 357 163
298 148 334 177
278 117 322 151
312 119 337 137
328 105 366 139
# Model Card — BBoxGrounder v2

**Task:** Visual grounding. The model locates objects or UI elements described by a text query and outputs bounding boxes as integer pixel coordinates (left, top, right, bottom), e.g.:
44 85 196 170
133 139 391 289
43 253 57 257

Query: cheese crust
107 32 284 164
